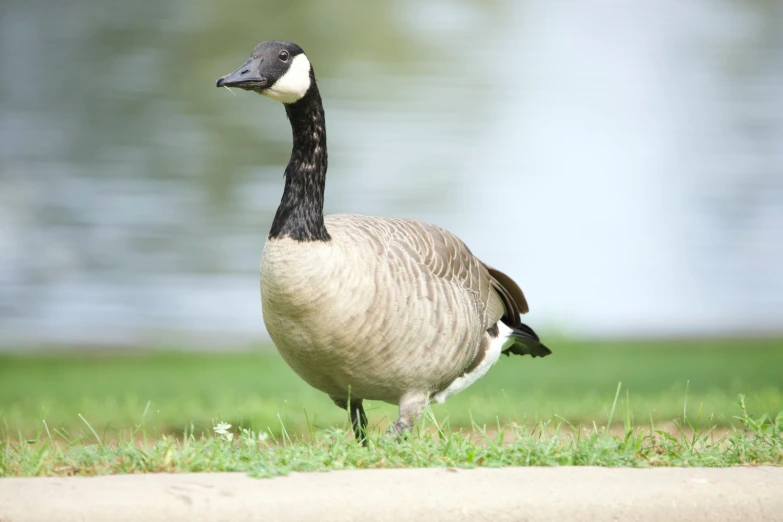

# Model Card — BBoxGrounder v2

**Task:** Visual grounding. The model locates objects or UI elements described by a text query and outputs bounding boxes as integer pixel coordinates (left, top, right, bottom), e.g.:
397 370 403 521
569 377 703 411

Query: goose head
216 41 313 104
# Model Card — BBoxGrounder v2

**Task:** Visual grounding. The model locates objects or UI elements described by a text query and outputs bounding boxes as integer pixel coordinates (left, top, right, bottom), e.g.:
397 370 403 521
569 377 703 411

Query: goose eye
279 50 289 62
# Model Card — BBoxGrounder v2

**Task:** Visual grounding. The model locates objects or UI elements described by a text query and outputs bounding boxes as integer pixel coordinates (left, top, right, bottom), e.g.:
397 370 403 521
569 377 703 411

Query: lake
1 0 781 346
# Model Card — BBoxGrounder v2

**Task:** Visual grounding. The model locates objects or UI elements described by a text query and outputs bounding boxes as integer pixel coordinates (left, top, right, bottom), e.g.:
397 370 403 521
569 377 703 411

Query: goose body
217 41 550 440
263 215 505 402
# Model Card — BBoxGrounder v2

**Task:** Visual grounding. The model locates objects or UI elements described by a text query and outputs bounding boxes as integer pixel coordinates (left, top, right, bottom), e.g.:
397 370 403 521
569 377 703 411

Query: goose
216 41 551 442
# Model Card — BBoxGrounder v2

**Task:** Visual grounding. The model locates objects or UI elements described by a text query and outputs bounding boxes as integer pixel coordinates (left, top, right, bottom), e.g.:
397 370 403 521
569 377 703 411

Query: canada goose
216 41 551 442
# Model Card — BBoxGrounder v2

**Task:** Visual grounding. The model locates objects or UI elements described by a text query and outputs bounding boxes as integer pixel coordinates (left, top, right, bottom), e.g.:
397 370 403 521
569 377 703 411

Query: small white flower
214 422 232 436
258 432 270 442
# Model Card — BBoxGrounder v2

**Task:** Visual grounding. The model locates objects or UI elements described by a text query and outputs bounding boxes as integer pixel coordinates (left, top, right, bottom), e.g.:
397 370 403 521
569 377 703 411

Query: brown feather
485 266 530 327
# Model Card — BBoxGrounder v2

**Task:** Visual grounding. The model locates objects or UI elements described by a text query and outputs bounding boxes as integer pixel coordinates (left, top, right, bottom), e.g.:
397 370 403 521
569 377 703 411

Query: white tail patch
431 322 511 404
264 54 312 104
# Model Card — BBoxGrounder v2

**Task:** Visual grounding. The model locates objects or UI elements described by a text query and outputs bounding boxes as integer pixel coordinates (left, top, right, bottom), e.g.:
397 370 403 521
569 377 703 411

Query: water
1 0 781 346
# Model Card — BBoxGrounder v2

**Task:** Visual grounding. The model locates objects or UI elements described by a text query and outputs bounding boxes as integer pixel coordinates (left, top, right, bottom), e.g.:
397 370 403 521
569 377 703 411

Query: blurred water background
1 0 781 348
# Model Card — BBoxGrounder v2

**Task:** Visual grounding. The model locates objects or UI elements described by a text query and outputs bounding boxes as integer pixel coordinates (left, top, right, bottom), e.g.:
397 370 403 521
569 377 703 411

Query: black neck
268 81 330 242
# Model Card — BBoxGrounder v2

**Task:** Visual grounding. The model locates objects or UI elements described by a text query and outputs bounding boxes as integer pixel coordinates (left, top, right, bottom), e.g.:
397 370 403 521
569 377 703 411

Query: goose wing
405 220 529 329
334 215 528 329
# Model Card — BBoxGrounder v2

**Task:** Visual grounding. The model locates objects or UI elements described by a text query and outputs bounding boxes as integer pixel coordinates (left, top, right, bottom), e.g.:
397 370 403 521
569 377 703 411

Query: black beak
216 57 267 89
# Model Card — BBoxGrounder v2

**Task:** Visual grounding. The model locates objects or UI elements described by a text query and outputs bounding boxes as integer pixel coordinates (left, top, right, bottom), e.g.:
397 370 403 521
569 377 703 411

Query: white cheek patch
264 54 312 104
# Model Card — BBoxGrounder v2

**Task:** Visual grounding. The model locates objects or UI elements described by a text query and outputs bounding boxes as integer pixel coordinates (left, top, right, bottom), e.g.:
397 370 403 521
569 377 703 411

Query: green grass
1 338 782 476
1 338 781 439
1 394 781 477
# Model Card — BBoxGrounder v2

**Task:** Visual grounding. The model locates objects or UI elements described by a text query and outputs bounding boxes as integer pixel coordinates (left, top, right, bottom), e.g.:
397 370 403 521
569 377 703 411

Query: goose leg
350 400 368 445
389 391 428 436
332 397 368 445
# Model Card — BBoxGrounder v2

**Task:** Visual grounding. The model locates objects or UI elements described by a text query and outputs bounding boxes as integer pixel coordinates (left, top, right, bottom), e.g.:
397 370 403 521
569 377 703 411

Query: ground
3 467 782 522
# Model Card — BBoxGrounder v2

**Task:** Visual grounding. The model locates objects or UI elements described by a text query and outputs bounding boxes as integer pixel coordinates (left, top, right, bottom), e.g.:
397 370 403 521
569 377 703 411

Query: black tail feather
501 323 552 358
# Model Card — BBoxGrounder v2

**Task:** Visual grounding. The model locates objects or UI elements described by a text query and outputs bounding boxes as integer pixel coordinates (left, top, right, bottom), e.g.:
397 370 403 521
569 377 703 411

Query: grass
1 338 782 476
1 394 780 477
2 338 781 438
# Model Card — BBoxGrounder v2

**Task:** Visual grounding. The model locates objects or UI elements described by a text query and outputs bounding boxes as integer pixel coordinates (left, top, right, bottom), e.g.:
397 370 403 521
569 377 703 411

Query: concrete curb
1 467 781 522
